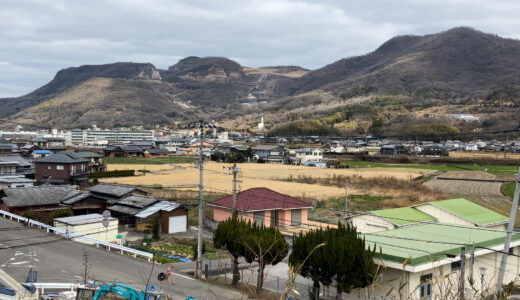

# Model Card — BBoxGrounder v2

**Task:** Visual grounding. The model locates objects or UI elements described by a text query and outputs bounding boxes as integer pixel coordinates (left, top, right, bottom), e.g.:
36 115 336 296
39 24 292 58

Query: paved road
0 218 243 300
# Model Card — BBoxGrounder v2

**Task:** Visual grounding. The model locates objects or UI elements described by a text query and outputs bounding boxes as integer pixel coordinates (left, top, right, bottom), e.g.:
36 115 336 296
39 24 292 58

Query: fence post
224 264 227 284
277 276 279 293
204 264 209 280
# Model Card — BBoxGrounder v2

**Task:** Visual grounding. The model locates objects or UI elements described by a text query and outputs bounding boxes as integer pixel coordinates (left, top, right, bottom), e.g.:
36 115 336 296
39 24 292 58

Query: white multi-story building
70 129 154 146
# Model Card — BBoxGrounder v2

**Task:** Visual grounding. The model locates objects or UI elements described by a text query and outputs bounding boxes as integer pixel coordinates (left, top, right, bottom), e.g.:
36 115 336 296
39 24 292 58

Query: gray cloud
1 0 519 97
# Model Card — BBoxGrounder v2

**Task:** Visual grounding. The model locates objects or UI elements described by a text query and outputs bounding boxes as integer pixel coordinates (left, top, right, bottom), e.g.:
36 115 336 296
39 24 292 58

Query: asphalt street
0 218 244 300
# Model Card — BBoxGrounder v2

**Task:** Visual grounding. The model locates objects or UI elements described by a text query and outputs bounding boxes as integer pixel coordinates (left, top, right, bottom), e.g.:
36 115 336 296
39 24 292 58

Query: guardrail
0 210 153 261
33 282 77 293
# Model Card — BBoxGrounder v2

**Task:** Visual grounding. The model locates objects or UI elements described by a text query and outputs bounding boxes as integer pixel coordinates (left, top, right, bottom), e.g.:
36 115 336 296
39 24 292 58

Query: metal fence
0 210 153 261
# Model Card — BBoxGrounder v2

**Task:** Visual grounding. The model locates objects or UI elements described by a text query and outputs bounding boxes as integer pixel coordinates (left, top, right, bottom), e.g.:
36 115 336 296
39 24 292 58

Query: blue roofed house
31 149 52 159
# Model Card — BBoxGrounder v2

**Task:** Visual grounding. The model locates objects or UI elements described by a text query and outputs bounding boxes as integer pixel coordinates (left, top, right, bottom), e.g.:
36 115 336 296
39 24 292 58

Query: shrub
89 170 135 179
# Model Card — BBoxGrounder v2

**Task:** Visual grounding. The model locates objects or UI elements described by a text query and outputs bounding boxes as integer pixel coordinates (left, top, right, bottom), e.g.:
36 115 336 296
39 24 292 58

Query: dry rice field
449 151 520 160
103 162 433 200
423 179 503 196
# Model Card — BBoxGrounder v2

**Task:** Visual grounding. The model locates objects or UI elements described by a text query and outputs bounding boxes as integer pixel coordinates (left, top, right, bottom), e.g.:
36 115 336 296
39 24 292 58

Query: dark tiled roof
88 183 136 197
34 153 89 164
109 204 142 216
72 151 103 158
116 195 158 208
1 185 78 208
209 187 312 212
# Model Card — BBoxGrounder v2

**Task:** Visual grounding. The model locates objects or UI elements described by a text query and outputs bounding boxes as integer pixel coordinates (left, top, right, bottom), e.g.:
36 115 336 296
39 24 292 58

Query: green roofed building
415 198 508 230
358 223 520 300
349 206 437 233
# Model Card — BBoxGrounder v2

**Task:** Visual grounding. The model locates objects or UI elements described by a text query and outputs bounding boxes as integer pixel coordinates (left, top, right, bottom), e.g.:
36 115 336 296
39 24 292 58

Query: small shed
53 213 118 244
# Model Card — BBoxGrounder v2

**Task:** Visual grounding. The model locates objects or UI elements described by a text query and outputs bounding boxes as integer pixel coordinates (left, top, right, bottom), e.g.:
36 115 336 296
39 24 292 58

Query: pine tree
213 217 248 286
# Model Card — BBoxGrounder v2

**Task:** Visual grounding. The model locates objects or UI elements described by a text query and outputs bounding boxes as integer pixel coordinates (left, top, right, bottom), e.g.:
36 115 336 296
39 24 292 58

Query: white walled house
345 223 520 300
414 198 507 230
295 148 323 164
54 213 118 244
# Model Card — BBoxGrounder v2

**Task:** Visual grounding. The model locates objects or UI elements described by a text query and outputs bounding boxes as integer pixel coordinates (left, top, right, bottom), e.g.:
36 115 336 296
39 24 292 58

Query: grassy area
105 156 198 164
502 182 516 198
341 161 518 175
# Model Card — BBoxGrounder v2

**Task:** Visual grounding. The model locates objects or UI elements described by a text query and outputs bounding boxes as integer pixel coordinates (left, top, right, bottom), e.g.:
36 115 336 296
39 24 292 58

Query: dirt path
436 171 496 181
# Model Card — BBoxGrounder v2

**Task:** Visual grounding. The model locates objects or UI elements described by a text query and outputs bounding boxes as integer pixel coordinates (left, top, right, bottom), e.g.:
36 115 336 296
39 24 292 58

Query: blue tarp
165 254 192 262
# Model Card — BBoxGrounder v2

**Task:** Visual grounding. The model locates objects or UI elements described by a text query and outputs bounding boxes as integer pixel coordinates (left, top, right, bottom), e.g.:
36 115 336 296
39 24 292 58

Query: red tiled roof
208 187 313 211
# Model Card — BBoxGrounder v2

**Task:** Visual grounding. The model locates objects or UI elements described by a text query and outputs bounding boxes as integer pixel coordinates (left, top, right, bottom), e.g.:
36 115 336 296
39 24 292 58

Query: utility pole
196 122 204 279
192 120 217 279
344 179 348 218
460 246 466 300
230 164 240 217
494 167 520 298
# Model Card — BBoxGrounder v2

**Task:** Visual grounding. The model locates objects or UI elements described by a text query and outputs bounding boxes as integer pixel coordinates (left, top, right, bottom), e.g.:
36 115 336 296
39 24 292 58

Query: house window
56 165 64 170
451 260 461 271
81 164 85 171
48 166 52 170
420 274 432 300
254 211 265 226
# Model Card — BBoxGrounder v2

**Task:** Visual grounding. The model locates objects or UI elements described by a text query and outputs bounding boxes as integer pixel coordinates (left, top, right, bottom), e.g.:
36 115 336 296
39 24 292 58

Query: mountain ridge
2 27 520 129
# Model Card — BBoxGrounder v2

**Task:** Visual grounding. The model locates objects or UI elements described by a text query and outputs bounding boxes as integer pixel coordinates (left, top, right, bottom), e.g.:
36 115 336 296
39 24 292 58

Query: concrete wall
415 204 475 227
349 214 395 233
54 219 118 245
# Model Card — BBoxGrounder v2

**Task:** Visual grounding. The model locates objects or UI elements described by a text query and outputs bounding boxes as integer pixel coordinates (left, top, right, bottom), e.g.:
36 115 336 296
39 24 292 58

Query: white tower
258 117 265 129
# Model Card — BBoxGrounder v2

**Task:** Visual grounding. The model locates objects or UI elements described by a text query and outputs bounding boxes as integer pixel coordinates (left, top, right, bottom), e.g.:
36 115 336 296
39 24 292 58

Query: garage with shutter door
160 206 189 234
168 215 187 233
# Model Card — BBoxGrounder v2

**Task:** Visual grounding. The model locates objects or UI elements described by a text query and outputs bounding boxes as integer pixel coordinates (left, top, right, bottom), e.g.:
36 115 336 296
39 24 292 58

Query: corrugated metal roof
421 198 508 226
372 207 436 226
54 213 116 225
364 223 520 266
135 201 181 218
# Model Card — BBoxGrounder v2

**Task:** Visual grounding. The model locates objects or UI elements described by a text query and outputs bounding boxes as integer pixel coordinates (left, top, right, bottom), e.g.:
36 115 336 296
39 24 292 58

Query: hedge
89 170 135 179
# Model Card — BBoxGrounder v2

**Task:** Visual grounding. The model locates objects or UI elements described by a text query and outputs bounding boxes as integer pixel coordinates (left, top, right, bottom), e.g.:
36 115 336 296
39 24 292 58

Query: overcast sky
1 0 519 97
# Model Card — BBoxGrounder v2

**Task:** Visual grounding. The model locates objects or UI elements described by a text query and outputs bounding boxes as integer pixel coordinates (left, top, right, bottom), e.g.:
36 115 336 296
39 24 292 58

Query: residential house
103 144 144 157
381 144 406 155
31 150 52 159
252 145 288 164
72 151 106 172
295 148 323 165
34 153 90 187
0 161 17 175
0 154 33 175
0 143 18 154
209 187 313 227
359 223 520 300
348 207 437 233
414 198 508 230
422 144 444 156
0 185 79 215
